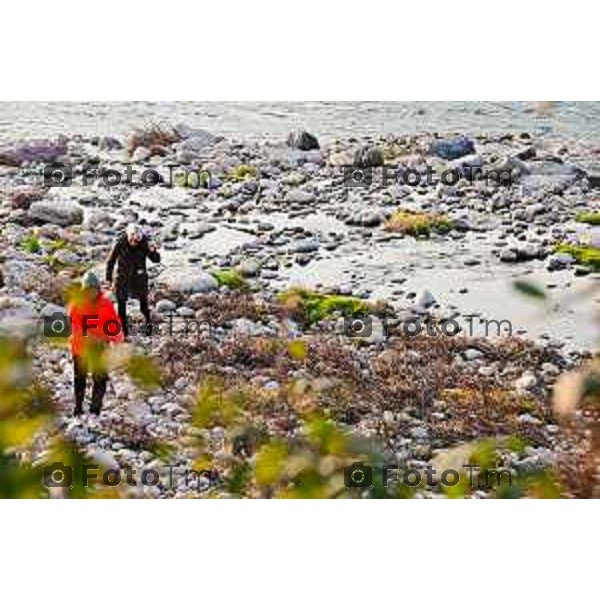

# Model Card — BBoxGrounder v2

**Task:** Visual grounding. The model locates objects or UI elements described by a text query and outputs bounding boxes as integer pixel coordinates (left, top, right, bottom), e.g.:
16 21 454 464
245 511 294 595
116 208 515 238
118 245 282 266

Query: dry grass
127 124 181 156
385 210 453 236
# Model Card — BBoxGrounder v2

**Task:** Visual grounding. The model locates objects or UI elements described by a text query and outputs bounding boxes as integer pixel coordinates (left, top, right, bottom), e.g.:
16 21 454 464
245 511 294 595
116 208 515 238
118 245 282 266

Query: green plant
277 287 373 325
45 238 72 253
212 269 247 290
174 170 212 188
227 164 258 182
20 234 42 254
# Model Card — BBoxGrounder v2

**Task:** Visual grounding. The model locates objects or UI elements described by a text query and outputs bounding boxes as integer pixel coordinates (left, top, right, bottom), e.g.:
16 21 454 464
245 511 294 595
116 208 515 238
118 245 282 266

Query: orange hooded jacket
67 291 124 357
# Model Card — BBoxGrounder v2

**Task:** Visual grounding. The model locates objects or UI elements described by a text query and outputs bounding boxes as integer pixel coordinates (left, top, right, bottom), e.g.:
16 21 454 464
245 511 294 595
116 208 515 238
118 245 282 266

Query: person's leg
90 371 109 415
72 356 87 416
117 294 129 337
139 295 153 335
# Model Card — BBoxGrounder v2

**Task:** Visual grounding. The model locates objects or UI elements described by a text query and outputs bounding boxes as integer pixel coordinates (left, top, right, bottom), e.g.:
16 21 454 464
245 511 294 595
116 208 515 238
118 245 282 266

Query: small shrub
227 164 258 182
20 235 42 254
174 170 212 188
212 269 247 290
385 210 453 236
127 124 181 156
45 238 72 253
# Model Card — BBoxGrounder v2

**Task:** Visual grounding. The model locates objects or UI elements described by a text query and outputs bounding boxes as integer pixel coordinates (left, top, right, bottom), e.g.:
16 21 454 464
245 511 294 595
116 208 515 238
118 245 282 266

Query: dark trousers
117 294 151 337
73 356 109 416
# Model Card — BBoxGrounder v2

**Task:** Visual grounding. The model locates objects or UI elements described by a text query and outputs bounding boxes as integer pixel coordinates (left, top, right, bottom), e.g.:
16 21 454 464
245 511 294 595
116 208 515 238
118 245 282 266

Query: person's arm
101 298 125 344
106 237 123 283
145 237 161 264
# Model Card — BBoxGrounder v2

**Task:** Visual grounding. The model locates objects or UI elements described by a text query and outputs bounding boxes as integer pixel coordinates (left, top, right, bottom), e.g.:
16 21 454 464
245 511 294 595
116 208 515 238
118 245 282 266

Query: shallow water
1 101 600 144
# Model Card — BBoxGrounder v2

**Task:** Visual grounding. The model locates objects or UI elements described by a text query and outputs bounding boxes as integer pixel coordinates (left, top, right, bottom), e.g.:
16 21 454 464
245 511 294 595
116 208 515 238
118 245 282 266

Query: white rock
414 289 436 309
464 348 484 361
238 258 261 277
232 318 269 337
156 299 177 313
515 371 537 394
29 200 83 226
157 268 218 294
132 146 151 162
285 189 314 204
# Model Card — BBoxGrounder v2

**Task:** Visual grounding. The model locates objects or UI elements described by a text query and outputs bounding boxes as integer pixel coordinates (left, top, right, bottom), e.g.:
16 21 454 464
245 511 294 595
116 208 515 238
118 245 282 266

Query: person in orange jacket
68 271 124 416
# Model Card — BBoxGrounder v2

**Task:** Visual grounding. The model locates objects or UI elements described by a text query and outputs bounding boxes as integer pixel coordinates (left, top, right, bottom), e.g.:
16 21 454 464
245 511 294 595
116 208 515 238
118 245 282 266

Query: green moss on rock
575 212 600 226
554 244 600 270
278 287 372 325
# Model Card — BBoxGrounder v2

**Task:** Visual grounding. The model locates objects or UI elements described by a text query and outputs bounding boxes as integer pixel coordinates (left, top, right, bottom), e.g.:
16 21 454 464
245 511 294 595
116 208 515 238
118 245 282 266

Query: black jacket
106 234 160 299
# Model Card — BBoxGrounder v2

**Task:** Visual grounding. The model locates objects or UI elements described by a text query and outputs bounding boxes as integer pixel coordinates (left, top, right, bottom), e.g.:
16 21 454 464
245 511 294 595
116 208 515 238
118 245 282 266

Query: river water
0 101 599 144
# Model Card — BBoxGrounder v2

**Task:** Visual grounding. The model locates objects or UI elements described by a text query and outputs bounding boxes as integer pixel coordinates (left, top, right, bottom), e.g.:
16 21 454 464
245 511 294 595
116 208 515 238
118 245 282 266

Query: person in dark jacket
106 223 160 337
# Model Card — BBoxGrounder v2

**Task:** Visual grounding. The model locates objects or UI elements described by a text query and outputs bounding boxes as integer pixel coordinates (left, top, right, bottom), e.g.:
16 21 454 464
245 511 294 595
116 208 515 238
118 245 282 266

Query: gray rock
546 253 574 271
84 208 115 229
156 299 177 313
360 210 384 227
29 200 84 226
157 268 218 294
515 371 537 394
0 298 38 337
238 258 261 277
0 139 68 166
353 146 384 168
587 172 600 189
499 248 518 262
285 189 315 204
131 146 151 162
98 136 123 151
183 222 216 239
429 136 475 160
414 289 435 309
232 318 269 337
464 348 484 361
524 203 546 221
287 131 320 151
174 129 217 162
53 249 79 264
292 239 319 253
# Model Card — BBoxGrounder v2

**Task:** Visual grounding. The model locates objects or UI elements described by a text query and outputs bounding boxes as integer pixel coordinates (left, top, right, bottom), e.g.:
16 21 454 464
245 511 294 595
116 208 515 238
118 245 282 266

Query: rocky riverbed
1 122 599 498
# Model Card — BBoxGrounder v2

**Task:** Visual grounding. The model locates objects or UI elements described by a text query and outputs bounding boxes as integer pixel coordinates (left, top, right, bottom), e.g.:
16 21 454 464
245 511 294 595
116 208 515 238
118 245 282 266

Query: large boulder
520 160 583 195
353 146 384 167
29 200 84 226
157 268 218 294
284 189 315 204
287 131 320 151
238 258 261 277
587 172 600 189
173 125 218 163
0 297 37 337
429 136 475 160
0 139 68 166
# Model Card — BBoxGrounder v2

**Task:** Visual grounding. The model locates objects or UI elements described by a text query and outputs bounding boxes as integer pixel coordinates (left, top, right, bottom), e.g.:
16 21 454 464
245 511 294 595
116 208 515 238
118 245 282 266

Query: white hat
126 223 143 238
